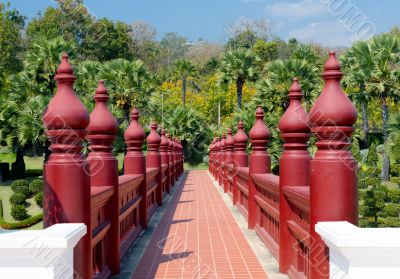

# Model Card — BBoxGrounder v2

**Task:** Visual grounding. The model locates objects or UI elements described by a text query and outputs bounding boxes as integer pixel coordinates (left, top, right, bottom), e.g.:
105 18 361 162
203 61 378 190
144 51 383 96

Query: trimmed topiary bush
391 177 400 186
9 193 26 206
382 203 400 217
391 164 400 176
366 143 378 166
11 179 31 197
388 188 400 203
380 217 400 227
29 179 43 195
0 200 43 229
35 192 43 208
11 205 29 221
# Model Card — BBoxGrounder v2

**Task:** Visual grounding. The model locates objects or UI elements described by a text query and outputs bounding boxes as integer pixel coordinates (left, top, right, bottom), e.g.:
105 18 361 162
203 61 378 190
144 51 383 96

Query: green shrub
359 218 376 228
366 143 378 166
11 179 29 191
391 177 400 185
29 179 43 195
388 188 400 203
26 169 43 177
360 177 381 188
380 217 400 227
9 193 26 205
11 205 29 221
35 192 43 208
0 200 43 229
391 164 400 176
382 203 400 217
11 179 31 197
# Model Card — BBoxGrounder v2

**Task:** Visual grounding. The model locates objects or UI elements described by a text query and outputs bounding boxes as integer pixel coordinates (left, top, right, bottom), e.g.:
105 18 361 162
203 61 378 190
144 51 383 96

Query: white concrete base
316 221 400 279
0 223 86 279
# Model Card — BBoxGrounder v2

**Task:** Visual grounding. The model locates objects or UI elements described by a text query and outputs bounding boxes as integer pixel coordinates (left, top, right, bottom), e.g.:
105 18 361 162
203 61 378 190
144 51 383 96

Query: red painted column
87 80 120 274
173 138 179 180
209 138 215 174
219 135 226 186
43 54 92 279
180 140 184 175
146 121 162 205
309 52 358 279
224 129 234 193
167 133 174 187
278 78 311 273
248 107 271 229
233 120 248 205
160 129 170 193
214 137 220 179
124 108 147 229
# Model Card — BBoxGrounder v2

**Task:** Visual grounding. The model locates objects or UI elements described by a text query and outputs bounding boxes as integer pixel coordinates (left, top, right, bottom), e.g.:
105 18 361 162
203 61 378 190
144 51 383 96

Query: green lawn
184 162 208 170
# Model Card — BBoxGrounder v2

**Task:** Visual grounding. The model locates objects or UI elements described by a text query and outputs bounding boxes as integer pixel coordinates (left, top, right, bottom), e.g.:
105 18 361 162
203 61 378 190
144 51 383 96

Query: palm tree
219 48 258 110
341 41 374 148
173 59 198 107
367 34 400 180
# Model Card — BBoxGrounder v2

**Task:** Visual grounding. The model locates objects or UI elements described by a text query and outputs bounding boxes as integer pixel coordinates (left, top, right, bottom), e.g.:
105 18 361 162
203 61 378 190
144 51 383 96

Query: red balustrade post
248 107 271 229
43 54 92 279
219 135 226 186
309 52 358 279
160 129 170 193
124 108 147 229
209 138 215 174
180 140 184 175
146 121 162 205
173 138 178 180
278 78 311 273
214 137 220 179
167 133 174 187
233 121 248 205
87 80 120 274
224 129 234 193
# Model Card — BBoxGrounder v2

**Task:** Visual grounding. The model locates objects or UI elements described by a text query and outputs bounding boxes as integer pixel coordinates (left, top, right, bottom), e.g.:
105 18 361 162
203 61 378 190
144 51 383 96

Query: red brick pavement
133 170 268 279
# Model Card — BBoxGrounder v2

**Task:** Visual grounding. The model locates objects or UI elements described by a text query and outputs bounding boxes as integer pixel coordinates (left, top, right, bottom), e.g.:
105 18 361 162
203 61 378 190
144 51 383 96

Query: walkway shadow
170 218 193 224
177 200 193 204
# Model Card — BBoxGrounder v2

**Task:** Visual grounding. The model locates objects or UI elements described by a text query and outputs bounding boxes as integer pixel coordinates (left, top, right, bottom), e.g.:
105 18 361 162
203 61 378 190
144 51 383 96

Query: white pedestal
0 223 86 279
316 221 400 279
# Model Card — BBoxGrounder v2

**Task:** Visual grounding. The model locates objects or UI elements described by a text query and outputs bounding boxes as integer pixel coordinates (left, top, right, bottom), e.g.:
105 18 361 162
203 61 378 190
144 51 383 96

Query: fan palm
341 40 374 147
219 48 258 110
172 59 199 107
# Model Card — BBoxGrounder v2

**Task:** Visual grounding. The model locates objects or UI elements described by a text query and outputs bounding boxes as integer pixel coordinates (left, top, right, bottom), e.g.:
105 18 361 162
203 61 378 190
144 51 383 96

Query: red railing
209 53 358 279
42 55 185 279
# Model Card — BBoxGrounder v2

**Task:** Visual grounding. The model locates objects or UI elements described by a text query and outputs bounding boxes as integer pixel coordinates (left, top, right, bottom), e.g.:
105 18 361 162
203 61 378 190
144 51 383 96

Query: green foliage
10 179 30 196
9 192 26 205
391 164 400 175
252 40 278 63
381 203 400 217
391 177 400 185
11 204 29 220
226 29 258 50
361 184 388 226
35 192 43 208
366 143 378 166
388 188 400 203
0 200 42 229
29 179 43 195
380 217 400 227
352 139 362 162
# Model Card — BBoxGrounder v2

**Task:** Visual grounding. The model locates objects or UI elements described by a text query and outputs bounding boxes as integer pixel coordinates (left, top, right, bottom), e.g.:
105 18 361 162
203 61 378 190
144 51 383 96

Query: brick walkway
133 170 268 279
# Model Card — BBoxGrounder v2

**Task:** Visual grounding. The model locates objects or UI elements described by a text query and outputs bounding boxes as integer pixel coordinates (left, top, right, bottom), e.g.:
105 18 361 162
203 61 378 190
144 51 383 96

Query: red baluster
167 133 174 187
209 138 216 174
233 120 248 205
224 129 234 194
43 54 92 279
146 121 162 205
309 52 358 279
219 134 226 186
248 106 271 229
124 108 147 229
278 78 311 274
160 129 170 193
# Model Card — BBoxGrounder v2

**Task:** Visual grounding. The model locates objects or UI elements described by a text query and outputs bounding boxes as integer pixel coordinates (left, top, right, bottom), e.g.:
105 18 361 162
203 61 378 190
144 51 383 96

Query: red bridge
42 52 358 279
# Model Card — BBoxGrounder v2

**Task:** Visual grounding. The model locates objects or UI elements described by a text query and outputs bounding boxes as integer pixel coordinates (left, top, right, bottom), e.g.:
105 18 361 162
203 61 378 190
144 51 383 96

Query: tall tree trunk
361 99 369 148
236 79 244 110
382 96 390 181
182 77 187 107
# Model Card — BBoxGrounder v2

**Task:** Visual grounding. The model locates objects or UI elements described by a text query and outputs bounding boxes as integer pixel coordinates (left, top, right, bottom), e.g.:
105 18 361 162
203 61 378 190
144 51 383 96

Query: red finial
146 120 161 151
221 134 226 151
88 80 118 137
234 120 248 151
249 106 270 151
225 129 234 151
278 78 310 133
124 108 146 151
160 129 169 152
167 133 174 152
309 52 357 127
56 53 74 77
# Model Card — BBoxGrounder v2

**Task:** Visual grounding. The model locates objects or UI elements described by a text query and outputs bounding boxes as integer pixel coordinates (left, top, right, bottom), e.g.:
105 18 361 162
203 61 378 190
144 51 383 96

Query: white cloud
287 20 358 47
266 0 329 20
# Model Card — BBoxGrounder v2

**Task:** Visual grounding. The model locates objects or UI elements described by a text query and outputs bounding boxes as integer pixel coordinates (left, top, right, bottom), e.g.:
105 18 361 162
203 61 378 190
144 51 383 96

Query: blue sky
7 0 400 47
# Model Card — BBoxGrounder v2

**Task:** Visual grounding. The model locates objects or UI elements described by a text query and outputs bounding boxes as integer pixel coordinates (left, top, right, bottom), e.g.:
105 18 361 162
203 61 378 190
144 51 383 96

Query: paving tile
132 170 268 279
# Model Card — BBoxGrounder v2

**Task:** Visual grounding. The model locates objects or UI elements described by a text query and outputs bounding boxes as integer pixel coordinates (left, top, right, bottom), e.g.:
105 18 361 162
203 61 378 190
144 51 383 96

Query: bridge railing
209 52 358 279
42 54 184 279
